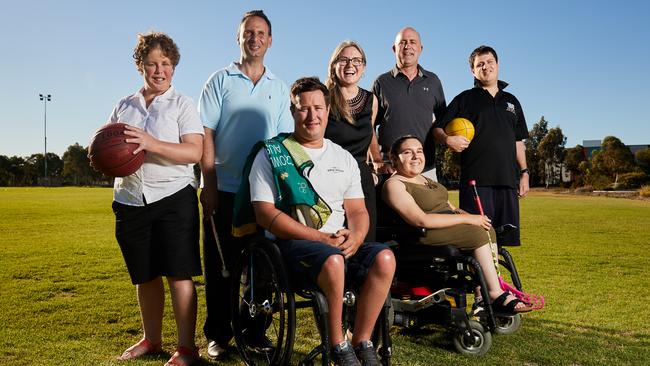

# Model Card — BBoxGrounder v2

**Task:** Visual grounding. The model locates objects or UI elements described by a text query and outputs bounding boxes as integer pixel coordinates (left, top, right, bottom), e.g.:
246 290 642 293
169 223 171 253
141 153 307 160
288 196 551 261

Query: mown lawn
0 187 648 365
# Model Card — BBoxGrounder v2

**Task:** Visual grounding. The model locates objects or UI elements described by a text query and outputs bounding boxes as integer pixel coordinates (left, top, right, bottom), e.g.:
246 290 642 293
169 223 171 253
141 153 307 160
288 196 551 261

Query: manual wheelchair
230 236 393 366
376 197 526 356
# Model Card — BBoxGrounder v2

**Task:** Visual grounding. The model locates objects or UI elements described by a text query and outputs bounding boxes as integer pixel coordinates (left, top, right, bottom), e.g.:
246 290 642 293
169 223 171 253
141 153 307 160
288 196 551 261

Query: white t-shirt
109 86 204 206
249 138 364 234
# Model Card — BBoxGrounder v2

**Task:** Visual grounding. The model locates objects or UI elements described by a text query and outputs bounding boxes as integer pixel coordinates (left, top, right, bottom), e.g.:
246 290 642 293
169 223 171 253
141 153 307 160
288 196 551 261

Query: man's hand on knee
333 229 363 258
319 231 346 248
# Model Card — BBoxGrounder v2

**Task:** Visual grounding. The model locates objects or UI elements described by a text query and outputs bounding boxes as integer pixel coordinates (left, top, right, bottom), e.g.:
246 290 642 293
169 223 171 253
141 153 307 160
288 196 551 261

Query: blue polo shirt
198 63 294 193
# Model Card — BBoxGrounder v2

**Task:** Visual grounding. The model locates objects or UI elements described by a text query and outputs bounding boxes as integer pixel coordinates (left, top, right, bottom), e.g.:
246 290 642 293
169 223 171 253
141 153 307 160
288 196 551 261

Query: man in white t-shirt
248 77 395 366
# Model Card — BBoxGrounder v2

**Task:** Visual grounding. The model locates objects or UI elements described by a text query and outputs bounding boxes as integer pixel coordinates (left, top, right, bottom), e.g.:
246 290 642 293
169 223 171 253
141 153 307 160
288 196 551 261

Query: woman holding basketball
382 135 532 314
108 32 203 366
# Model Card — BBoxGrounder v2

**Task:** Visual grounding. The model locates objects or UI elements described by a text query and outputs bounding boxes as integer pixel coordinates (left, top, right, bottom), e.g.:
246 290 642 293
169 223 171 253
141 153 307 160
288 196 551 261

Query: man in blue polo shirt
198 9 293 359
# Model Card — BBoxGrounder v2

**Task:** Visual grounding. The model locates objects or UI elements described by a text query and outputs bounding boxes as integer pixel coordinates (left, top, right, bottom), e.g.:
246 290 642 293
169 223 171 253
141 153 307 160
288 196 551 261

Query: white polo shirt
108 86 204 206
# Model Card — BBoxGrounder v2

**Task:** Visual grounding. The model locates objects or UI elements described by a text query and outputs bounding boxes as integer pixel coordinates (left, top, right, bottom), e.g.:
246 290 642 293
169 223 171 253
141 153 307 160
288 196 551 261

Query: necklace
421 177 435 189
400 175 435 189
347 89 367 116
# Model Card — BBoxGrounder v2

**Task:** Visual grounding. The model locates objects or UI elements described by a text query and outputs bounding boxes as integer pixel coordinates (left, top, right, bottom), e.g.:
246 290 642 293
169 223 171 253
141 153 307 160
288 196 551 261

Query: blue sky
1 0 649 157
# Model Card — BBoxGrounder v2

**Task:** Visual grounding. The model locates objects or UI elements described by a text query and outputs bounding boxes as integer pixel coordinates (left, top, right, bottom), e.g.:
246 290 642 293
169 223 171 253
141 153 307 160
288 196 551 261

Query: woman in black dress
324 41 382 241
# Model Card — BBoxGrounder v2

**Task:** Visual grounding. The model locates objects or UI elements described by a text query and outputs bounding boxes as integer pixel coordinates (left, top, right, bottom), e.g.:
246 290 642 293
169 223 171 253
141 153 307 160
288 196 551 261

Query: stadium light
39 93 52 185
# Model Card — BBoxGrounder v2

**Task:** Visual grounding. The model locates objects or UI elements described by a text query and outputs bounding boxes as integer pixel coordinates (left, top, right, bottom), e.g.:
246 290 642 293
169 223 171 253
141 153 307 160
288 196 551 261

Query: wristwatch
520 168 529 176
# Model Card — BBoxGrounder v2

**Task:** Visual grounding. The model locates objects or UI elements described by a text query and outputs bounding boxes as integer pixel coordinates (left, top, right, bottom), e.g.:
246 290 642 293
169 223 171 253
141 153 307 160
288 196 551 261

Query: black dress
324 88 376 241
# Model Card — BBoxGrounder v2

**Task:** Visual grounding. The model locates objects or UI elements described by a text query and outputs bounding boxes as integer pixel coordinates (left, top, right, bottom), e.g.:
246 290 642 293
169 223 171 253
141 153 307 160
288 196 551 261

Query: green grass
1 187 649 365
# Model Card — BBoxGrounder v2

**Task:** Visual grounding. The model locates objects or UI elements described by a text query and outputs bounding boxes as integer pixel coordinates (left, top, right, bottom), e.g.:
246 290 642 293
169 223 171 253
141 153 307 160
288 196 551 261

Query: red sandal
118 338 162 360
164 345 199 366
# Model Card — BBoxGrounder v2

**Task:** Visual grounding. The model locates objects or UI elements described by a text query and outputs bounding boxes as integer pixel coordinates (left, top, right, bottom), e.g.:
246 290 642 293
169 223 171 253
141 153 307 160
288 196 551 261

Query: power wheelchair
376 194 526 356
230 236 393 366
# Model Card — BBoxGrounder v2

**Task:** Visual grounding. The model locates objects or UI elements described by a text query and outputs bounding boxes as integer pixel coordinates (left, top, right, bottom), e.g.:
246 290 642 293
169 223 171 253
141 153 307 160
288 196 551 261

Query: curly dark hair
289 77 330 113
133 31 180 74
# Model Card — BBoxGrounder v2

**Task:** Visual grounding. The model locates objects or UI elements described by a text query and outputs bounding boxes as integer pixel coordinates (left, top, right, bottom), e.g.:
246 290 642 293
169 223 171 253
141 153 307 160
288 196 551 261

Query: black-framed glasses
336 57 364 66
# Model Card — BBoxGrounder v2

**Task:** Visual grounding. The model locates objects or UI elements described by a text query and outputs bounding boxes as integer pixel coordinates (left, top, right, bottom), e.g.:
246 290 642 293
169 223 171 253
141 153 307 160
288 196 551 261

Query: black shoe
331 341 361 366
472 297 485 317
244 331 274 353
354 340 381 366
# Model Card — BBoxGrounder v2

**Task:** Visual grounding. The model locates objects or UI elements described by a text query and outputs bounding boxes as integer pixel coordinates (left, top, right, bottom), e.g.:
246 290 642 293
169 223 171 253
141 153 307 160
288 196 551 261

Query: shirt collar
226 62 277 80
473 78 509 90
391 64 424 78
135 85 176 102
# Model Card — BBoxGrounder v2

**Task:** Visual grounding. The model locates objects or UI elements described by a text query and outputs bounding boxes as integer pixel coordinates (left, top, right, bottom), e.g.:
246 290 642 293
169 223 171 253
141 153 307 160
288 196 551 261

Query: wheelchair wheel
452 320 492 357
494 313 521 335
231 240 296 366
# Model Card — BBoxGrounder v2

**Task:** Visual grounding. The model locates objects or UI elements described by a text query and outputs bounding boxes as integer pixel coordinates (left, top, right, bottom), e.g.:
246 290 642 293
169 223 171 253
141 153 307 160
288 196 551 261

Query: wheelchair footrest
392 288 450 313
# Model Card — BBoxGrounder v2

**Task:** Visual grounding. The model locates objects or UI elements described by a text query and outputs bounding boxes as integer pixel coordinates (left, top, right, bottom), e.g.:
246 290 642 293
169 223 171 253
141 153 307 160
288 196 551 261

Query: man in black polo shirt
372 27 446 179
433 45 529 246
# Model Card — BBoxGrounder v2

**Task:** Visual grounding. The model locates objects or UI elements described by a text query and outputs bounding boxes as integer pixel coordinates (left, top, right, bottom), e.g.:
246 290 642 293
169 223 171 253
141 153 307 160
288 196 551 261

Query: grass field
1 187 649 366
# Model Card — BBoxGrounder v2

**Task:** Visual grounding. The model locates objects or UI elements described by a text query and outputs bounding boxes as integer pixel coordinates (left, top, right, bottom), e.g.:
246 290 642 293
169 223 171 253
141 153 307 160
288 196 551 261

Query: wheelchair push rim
231 241 296 365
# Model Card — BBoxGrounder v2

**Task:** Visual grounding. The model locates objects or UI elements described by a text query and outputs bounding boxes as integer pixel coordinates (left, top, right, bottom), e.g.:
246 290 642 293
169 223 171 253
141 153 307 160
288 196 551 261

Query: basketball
444 117 475 142
88 123 145 177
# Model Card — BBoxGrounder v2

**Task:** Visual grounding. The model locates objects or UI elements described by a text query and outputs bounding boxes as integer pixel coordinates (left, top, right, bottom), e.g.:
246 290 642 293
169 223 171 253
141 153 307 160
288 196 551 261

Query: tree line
437 116 650 190
2 119 650 189
0 143 109 186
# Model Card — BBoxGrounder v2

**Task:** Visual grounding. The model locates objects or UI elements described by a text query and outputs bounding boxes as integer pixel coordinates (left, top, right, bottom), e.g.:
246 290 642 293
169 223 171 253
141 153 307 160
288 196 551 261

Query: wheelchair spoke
231 241 296 366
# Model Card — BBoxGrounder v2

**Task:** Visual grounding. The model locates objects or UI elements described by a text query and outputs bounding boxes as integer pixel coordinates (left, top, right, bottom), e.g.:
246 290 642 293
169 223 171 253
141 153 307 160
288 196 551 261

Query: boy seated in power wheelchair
231 77 395 366
376 135 538 356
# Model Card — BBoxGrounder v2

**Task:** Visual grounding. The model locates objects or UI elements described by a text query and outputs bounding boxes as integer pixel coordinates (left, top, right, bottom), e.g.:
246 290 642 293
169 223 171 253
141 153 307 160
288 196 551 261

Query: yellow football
444 117 475 142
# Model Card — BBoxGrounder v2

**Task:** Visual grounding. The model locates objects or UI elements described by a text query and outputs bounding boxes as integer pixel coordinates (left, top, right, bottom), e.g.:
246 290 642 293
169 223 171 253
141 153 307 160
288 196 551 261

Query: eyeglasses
336 57 365 66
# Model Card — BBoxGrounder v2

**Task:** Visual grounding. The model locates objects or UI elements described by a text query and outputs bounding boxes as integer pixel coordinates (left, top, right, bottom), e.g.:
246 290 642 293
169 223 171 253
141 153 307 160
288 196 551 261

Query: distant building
582 140 602 158
582 140 649 161
542 161 571 186
628 144 650 156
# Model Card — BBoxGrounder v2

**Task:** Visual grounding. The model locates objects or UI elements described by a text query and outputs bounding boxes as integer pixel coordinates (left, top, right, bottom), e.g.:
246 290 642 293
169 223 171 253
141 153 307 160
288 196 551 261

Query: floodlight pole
39 93 52 185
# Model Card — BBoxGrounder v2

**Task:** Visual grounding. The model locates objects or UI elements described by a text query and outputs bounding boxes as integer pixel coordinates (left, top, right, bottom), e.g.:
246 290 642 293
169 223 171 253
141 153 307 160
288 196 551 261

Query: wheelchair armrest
376 224 426 243
394 244 462 264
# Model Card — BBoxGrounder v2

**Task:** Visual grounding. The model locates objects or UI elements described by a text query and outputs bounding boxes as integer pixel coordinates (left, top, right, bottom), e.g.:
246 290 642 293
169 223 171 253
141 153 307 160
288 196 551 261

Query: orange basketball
444 118 475 142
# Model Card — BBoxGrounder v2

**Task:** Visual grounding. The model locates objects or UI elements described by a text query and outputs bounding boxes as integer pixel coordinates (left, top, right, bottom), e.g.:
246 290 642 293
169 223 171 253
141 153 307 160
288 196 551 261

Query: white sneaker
207 340 227 359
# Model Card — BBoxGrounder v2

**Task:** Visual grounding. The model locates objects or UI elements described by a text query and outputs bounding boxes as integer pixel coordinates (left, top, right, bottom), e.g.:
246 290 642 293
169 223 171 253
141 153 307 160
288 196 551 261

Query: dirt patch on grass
529 188 650 201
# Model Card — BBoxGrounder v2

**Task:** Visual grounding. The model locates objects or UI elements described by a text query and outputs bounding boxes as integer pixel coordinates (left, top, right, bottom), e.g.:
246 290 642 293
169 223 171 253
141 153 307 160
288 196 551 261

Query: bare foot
118 338 161 360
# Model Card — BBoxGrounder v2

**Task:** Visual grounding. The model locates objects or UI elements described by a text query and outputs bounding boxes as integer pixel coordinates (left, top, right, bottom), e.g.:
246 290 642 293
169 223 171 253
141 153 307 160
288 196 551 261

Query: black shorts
112 185 202 284
276 239 388 290
459 185 521 246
